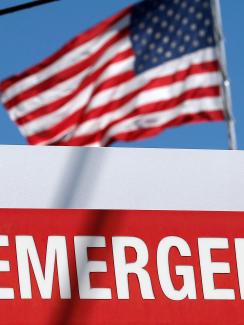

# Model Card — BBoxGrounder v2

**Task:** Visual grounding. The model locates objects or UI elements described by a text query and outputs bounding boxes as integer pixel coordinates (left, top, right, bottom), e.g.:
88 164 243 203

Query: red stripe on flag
22 61 220 144
13 49 134 125
0 7 131 92
16 60 216 126
82 61 220 121
103 110 225 146
5 29 130 109
27 86 221 145
24 62 219 144
16 70 134 126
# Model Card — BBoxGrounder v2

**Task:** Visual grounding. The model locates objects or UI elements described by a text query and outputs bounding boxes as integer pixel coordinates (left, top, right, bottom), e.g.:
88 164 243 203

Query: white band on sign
0 145 243 211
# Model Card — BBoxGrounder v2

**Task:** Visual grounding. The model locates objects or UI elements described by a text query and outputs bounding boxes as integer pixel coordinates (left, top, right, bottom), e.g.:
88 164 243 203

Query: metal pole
211 0 237 150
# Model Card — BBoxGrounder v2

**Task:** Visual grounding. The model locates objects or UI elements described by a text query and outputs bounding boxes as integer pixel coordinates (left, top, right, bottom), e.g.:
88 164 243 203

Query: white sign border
0 145 243 211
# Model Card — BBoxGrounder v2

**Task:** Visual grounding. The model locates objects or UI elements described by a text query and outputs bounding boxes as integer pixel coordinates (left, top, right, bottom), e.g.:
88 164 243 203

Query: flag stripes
0 2 224 146
100 110 224 147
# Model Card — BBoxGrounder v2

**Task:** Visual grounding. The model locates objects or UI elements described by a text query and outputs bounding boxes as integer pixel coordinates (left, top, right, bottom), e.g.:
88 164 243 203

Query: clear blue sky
0 0 243 149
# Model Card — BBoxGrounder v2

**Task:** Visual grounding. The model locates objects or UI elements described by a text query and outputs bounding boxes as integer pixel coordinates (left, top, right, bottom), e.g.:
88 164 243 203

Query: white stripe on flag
87 47 218 111
62 72 222 138
100 97 223 145
1 14 130 103
21 70 221 140
9 38 132 120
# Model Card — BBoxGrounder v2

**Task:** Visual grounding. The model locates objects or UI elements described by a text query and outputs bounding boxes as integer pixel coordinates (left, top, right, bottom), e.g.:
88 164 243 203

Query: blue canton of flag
131 0 216 74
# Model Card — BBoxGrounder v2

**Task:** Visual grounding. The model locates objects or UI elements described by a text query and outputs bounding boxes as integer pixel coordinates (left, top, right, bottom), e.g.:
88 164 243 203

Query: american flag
0 0 225 146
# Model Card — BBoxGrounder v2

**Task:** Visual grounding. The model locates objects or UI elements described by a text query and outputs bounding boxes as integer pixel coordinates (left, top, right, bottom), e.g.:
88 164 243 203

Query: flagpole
211 0 237 150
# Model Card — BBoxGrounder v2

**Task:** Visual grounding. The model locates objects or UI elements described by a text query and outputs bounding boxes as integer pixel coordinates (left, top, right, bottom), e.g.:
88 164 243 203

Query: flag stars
141 38 148 46
157 47 164 54
159 4 166 11
155 32 162 40
133 34 139 41
177 29 183 37
167 9 174 17
175 13 181 21
182 17 189 25
204 19 211 26
163 36 170 44
143 54 149 61
161 21 168 28
149 43 156 50
131 0 216 74
152 16 159 24
165 51 172 58
139 22 145 30
179 45 185 53
190 23 197 31
184 35 191 42
196 12 203 20
199 30 206 37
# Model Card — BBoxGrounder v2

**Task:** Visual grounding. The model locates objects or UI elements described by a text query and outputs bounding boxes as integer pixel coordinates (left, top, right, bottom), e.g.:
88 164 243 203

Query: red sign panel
0 209 244 324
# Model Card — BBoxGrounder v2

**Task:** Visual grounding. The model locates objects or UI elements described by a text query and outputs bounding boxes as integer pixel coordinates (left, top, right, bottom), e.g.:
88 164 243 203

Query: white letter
0 236 14 299
16 236 71 299
235 238 244 299
157 236 196 300
74 236 111 299
198 238 235 300
112 236 154 299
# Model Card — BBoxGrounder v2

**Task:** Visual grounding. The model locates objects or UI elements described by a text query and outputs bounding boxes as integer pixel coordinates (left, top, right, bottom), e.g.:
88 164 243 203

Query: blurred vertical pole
211 0 237 150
